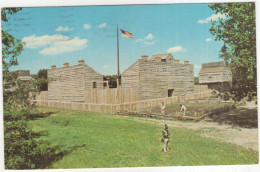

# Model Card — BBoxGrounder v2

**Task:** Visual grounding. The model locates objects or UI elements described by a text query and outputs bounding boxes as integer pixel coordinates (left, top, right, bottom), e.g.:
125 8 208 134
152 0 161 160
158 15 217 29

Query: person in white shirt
180 104 187 116
161 102 166 115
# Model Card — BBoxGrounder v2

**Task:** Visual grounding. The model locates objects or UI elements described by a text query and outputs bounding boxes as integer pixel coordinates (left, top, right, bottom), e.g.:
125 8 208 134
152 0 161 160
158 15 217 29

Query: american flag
120 29 134 39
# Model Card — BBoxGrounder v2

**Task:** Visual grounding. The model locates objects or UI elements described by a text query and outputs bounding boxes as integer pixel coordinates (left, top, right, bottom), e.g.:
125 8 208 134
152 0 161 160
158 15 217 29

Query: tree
2 8 56 169
103 75 118 88
36 69 48 91
209 2 256 101
2 8 25 81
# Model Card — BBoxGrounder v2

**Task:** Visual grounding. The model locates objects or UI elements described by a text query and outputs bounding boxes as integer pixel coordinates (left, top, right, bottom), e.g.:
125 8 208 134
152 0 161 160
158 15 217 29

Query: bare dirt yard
133 103 258 152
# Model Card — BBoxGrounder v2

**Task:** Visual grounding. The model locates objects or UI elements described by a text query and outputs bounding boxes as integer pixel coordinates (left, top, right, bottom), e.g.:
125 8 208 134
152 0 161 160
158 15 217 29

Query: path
130 108 258 152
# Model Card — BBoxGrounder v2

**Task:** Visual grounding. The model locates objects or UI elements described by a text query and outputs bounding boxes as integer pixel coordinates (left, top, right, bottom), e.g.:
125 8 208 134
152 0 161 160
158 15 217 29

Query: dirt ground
133 104 259 152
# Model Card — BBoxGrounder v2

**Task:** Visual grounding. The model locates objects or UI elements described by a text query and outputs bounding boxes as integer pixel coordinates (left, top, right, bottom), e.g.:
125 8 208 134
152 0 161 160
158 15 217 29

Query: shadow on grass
209 108 258 128
29 112 54 120
36 144 87 169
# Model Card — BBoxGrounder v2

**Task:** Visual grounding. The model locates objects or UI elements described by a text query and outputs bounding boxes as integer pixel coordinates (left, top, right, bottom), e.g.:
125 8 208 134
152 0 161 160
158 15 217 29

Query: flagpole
117 24 120 88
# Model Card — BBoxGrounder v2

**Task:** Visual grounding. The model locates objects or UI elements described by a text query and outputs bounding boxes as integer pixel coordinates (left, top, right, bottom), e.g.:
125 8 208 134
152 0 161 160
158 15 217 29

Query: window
161 59 166 62
103 82 107 88
93 82 97 88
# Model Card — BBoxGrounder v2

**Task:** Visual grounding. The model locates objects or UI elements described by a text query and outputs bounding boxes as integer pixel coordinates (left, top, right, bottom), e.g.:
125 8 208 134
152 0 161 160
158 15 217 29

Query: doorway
168 89 174 97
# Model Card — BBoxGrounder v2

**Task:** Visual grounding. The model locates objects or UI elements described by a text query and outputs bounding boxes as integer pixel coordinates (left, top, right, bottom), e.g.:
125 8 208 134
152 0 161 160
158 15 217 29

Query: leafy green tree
103 75 118 88
209 2 256 101
2 8 25 81
36 69 48 91
2 8 57 169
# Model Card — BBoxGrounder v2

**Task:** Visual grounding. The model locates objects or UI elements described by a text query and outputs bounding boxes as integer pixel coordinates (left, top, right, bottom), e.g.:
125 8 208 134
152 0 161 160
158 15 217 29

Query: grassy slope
30 107 258 168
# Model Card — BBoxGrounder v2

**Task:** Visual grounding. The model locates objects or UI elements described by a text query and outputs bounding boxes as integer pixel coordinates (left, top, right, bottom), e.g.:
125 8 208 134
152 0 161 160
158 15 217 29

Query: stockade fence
85 87 141 104
34 90 212 113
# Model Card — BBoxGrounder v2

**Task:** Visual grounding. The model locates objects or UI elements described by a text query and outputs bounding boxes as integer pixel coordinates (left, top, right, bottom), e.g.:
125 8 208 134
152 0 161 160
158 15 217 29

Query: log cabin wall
121 55 194 100
48 60 103 102
199 61 232 84
121 61 140 88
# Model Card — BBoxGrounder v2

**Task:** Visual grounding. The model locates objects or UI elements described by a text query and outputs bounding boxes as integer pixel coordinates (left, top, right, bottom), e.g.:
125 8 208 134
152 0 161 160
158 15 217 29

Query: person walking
180 104 187 116
162 124 170 152
161 102 166 115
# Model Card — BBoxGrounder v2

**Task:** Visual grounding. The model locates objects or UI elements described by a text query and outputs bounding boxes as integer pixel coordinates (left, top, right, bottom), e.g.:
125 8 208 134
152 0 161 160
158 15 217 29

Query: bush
3 74 57 169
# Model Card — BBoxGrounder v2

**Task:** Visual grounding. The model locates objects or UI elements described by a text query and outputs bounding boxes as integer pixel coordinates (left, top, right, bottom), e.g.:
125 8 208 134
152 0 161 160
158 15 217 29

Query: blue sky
3 3 226 76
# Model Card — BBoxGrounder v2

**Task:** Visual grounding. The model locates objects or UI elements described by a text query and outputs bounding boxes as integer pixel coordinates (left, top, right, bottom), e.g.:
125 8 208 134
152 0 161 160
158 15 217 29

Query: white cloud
83 24 92 29
98 23 107 28
23 34 69 48
198 13 227 24
206 38 212 42
136 33 155 46
40 37 87 55
103 65 109 68
22 34 87 55
168 46 186 53
145 33 155 40
56 26 74 31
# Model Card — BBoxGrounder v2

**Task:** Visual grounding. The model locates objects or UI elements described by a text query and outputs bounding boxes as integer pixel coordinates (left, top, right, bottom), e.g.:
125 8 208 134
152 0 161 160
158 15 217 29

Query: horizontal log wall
35 91 211 113
85 87 141 104
193 85 209 93
121 61 140 88
122 59 194 100
48 64 103 102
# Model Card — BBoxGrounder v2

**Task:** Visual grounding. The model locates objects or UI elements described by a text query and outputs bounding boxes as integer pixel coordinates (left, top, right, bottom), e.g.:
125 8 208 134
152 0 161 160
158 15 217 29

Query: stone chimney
51 65 56 69
184 60 189 64
78 60 85 65
174 59 180 64
63 63 69 67
141 55 148 60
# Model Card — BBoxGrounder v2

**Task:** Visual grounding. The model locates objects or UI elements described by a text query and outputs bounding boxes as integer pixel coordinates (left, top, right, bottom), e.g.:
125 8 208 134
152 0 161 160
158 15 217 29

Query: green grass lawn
29 107 258 168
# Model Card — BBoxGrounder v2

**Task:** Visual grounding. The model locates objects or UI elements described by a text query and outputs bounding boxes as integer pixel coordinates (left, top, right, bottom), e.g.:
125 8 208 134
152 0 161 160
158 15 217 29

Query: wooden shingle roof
199 66 226 74
199 61 229 74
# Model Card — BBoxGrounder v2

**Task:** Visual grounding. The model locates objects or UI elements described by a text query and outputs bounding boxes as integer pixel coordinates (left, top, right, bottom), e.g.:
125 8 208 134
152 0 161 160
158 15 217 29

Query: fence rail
34 91 212 113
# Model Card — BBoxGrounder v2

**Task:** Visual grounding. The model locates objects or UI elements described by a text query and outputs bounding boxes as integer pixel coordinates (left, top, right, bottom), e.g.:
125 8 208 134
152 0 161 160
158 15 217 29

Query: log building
121 53 194 100
198 61 232 88
11 70 34 81
48 60 106 102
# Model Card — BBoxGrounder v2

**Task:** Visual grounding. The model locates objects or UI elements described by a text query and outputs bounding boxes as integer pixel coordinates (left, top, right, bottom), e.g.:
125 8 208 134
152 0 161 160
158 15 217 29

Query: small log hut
198 61 232 89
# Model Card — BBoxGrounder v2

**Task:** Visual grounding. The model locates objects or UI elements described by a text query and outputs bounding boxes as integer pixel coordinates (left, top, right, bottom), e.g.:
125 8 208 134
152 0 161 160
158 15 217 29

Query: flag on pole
120 29 134 39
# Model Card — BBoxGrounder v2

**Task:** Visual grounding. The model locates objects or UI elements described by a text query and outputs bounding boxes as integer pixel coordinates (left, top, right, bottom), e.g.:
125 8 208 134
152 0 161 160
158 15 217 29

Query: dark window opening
103 82 107 88
93 82 97 88
161 59 166 62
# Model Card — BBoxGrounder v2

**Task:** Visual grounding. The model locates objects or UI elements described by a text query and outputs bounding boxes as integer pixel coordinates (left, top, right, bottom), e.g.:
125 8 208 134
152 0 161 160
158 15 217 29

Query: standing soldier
162 124 170 152
180 104 187 116
161 102 166 115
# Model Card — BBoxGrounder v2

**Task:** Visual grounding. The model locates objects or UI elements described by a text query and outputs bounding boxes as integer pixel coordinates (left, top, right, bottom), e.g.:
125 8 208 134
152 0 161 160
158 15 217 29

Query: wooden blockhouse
11 70 34 81
199 61 232 85
48 60 106 102
121 53 194 100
